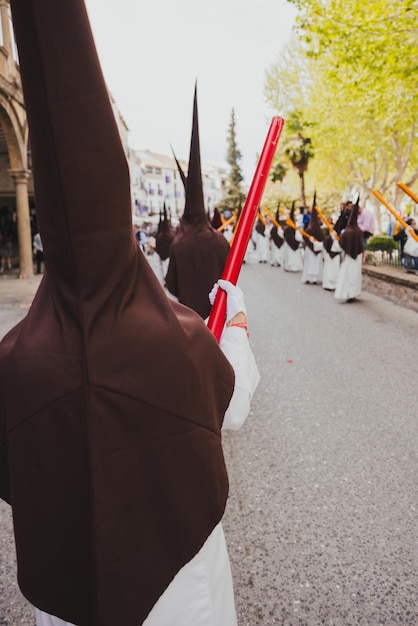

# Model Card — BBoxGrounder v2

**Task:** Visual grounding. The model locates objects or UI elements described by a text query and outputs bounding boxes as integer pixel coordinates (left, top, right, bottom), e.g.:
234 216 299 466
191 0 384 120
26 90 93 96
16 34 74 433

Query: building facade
131 149 228 221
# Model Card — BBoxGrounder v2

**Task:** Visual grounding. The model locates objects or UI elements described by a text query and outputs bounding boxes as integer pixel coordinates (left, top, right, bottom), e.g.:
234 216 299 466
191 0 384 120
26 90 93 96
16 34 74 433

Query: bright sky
84 0 298 184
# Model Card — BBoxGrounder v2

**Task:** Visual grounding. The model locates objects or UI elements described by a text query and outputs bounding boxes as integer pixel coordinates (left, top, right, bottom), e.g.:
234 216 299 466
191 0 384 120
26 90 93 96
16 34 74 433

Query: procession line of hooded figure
0 1 260 625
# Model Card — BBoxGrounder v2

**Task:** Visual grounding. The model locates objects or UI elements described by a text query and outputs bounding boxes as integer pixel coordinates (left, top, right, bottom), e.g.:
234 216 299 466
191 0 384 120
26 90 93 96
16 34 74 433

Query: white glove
209 279 247 323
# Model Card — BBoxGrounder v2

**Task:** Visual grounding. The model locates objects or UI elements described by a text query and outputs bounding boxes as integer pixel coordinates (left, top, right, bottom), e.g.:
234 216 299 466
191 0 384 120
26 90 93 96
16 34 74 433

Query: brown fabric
0 2 235 625
283 225 300 251
166 84 229 318
181 84 207 228
211 207 223 230
283 203 300 251
323 234 340 259
270 224 284 249
155 205 174 261
339 200 364 259
255 217 265 236
304 194 324 253
171 146 187 191
334 206 351 235
166 221 230 319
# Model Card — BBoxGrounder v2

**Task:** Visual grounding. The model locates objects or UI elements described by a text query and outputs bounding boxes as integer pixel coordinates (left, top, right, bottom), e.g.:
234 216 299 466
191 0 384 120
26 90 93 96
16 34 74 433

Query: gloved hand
209 279 247 323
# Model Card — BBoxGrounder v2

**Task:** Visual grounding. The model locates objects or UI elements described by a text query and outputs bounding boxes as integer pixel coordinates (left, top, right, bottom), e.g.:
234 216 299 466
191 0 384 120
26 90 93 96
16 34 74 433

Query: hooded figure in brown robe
270 209 284 250
210 207 223 230
339 197 364 260
155 203 175 262
283 203 300 252
0 2 235 625
334 197 363 301
165 86 230 319
303 193 325 254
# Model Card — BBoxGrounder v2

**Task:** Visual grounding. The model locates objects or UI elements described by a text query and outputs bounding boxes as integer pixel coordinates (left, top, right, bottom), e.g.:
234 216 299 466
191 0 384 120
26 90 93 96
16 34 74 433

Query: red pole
208 116 285 342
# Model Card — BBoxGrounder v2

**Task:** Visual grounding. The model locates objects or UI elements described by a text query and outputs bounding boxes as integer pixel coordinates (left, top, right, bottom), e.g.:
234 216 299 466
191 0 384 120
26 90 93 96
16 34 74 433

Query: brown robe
165 86 229 319
0 1 235 625
339 200 364 259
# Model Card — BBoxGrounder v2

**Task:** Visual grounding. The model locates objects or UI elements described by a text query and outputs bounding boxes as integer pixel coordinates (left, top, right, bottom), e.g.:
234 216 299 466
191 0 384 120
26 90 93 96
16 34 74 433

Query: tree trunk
299 171 306 206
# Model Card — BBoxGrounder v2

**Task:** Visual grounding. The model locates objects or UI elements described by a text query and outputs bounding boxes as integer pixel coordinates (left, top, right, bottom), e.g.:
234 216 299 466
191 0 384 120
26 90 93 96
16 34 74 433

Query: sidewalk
0 269 42 338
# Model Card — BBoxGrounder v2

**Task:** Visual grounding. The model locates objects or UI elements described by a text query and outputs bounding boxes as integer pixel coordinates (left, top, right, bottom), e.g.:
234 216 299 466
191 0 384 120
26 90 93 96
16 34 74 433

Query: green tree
265 0 418 225
218 109 245 213
283 112 314 206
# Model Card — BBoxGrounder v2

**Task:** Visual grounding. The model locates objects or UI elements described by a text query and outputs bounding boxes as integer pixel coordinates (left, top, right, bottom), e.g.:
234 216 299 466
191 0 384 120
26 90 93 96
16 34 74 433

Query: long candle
264 208 280 228
372 189 418 243
217 214 236 232
286 217 317 242
314 205 339 241
207 116 285 342
397 181 418 205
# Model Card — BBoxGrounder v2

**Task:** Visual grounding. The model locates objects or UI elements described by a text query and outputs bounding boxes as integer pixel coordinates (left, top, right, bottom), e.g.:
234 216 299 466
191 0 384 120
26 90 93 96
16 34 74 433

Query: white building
131 149 229 220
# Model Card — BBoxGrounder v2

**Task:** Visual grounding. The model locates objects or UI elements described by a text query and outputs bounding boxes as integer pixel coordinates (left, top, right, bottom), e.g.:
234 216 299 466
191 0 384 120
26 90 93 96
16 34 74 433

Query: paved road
1 257 418 625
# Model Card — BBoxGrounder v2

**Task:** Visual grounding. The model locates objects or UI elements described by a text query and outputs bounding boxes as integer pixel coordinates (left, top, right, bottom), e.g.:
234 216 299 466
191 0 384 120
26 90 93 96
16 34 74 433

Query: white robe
282 241 303 272
256 232 269 262
301 245 323 284
334 253 362 300
35 326 260 626
270 227 284 267
322 250 340 290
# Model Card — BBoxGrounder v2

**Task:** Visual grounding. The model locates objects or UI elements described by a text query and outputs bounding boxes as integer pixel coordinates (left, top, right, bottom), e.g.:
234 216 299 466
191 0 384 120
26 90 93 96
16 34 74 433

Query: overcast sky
84 0 297 184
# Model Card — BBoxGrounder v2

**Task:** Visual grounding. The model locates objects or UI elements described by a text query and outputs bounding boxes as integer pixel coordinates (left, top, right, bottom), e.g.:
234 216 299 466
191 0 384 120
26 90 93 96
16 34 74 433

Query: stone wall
362 265 418 313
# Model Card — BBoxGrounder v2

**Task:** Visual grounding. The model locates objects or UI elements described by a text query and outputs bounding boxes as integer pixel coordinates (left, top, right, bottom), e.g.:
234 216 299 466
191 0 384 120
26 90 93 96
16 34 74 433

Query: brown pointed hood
284 201 299 251
1 2 234 625
211 207 223 230
171 144 187 191
305 191 324 252
182 84 207 227
155 203 174 261
340 196 364 259
271 208 284 249
255 215 265 236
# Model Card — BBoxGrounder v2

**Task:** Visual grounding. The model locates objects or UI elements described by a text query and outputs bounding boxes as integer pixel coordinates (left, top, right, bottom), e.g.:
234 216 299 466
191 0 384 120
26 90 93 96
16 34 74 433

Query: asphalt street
1 254 417 626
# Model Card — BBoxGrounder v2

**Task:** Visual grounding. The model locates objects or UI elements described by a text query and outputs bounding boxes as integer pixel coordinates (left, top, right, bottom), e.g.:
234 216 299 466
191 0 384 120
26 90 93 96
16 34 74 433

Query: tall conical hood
156 203 174 260
211 207 223 229
306 191 324 242
171 145 187 191
182 84 207 226
348 195 360 227
284 201 299 251
289 201 296 223
340 195 364 259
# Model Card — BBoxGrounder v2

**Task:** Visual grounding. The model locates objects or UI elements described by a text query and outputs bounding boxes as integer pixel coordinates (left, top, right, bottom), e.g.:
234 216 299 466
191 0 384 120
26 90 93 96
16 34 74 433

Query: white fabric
255 232 269 261
404 233 418 257
270 242 283 267
301 246 323 284
223 226 233 243
35 323 259 626
283 242 303 272
331 238 342 253
334 253 362 300
35 610 68 626
295 230 303 244
322 250 341 290
220 326 260 430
